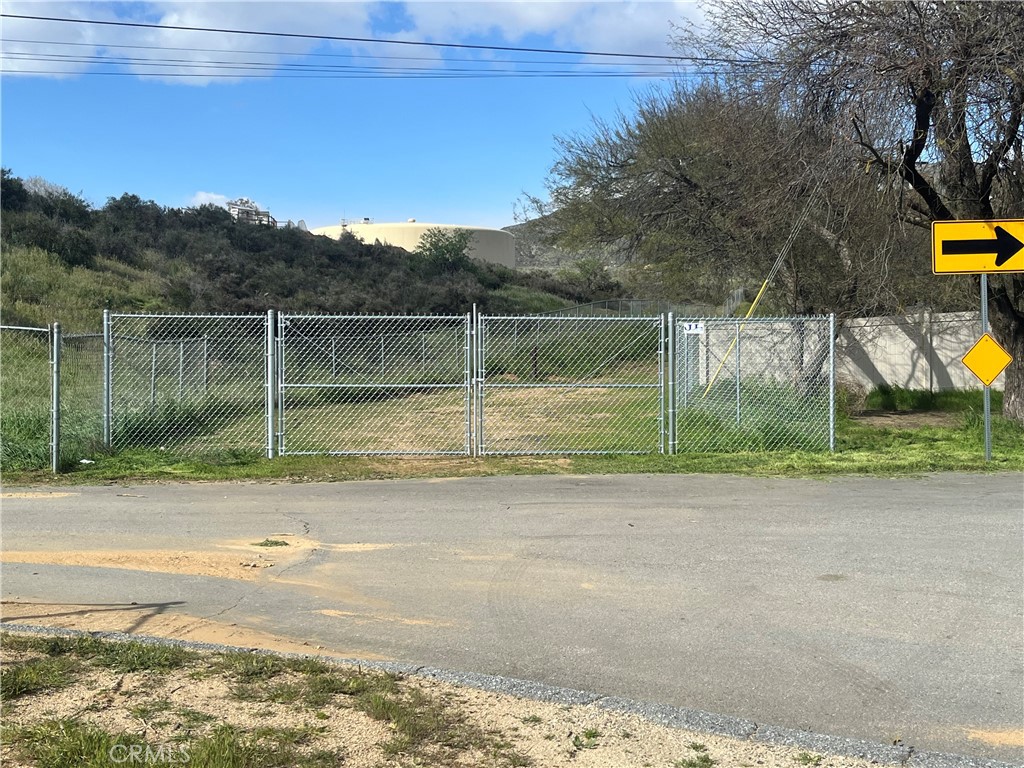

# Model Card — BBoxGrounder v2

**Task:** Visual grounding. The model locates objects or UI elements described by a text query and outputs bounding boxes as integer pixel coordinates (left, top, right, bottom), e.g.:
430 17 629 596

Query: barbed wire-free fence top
3 310 843 471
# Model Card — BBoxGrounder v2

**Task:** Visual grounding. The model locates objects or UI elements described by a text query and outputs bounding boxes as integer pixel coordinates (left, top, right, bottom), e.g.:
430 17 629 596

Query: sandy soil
0 533 319 582
0 632 902 768
0 602 373 658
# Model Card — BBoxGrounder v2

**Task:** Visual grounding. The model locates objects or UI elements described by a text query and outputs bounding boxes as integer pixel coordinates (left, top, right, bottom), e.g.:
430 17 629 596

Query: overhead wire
0 49 685 78
0 12 769 81
1 12 695 61
0 37 681 67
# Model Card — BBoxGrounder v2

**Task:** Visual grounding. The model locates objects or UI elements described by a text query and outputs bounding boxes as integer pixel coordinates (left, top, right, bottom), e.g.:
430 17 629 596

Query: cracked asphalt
1 473 1022 763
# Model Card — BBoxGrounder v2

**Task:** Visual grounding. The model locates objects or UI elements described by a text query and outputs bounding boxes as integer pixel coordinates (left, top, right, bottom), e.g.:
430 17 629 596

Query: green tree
536 84 938 317
671 0 1024 422
414 227 475 275
1 168 28 212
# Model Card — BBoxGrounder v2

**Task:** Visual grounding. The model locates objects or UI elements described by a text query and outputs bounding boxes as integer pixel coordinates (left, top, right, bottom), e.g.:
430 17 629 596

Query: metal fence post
51 322 61 474
266 310 276 459
667 313 675 455
829 313 836 453
476 308 485 456
683 327 690 410
735 319 742 426
464 312 472 455
277 312 286 456
103 309 112 448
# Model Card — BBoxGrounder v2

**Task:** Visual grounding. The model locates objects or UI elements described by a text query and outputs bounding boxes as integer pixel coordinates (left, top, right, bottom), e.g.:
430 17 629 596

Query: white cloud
3 2 702 84
402 1 701 56
189 191 230 207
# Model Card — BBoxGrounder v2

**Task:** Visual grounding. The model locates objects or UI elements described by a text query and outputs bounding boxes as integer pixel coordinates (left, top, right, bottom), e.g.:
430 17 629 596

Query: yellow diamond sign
962 333 1012 386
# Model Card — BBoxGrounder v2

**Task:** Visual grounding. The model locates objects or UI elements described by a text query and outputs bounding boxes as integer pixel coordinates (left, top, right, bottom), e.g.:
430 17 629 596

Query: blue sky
1 1 699 229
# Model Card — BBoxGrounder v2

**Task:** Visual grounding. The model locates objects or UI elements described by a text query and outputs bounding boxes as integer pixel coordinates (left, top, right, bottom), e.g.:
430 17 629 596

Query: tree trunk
988 310 1024 425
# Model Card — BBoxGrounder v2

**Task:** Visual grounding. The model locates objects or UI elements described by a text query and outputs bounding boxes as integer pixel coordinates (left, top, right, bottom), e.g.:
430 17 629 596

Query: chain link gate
276 314 471 455
96 312 834 459
475 315 666 454
105 313 271 453
670 315 835 452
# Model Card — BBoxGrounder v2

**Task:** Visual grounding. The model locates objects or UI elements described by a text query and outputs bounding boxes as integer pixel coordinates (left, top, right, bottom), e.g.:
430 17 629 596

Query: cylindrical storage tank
311 221 516 268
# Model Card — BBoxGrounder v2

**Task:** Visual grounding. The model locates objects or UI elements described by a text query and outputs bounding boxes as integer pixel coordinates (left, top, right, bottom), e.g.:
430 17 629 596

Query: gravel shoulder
1 626 916 768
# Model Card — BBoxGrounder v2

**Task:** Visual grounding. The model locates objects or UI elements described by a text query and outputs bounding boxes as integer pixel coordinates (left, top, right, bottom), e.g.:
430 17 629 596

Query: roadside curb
2 622 1019 768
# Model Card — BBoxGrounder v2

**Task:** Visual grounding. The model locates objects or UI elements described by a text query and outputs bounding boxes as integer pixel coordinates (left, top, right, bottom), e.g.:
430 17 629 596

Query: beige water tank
311 221 516 268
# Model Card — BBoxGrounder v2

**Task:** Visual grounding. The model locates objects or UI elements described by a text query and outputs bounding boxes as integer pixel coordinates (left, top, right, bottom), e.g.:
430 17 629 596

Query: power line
0 37 679 67
1 69 690 80
1 12 693 62
0 52 683 78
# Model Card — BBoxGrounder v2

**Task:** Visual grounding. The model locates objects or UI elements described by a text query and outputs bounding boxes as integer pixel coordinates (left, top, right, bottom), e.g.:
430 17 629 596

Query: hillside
504 211 630 271
0 171 620 332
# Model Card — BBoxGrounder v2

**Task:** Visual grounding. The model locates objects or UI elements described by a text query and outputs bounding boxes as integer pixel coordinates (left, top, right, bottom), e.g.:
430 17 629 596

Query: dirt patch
0 602 388 657
967 729 1024 748
0 630 902 768
0 535 318 582
851 410 961 429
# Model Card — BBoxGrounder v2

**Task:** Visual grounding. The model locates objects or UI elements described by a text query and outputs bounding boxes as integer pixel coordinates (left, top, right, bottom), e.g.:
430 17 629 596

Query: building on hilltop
228 198 276 227
311 218 515 268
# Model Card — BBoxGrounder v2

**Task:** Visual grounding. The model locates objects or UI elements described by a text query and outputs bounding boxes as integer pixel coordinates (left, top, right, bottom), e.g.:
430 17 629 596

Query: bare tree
674 0 1024 421
537 83 942 318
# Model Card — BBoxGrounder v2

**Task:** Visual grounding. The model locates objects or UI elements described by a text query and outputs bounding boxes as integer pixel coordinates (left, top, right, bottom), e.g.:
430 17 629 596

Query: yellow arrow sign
932 219 1024 274
962 333 1012 386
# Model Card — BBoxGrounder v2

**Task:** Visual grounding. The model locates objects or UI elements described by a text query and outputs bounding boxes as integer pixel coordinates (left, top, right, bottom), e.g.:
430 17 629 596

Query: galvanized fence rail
475 315 666 454
276 314 471 455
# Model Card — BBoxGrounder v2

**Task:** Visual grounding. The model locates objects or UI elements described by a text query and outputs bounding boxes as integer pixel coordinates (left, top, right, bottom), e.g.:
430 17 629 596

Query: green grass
1 326 105 471
1 634 197 673
4 386 1023 482
6 406 1022 485
864 384 1003 413
0 656 79 700
2 719 340 768
795 752 824 766
675 755 716 768
251 538 290 547
2 633 533 768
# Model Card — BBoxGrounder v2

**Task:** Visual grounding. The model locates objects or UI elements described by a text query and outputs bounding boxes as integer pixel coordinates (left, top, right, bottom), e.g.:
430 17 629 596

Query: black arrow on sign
941 225 1024 267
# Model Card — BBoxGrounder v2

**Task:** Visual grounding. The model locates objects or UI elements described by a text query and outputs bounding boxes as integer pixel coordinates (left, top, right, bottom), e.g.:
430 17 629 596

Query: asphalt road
2 474 1022 762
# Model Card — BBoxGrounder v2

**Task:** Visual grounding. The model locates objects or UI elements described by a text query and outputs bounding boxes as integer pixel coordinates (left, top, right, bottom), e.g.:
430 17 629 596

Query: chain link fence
277 314 470 454
3 310 845 470
477 315 666 454
1 325 105 471
108 313 270 453
59 330 105 464
671 316 835 452
1 325 53 470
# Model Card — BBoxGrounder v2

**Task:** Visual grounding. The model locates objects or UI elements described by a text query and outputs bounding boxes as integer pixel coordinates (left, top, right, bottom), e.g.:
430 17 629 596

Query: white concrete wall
837 311 1004 391
311 222 516 268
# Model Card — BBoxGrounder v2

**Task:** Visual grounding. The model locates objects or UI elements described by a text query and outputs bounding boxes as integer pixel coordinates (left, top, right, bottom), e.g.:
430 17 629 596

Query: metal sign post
981 275 991 462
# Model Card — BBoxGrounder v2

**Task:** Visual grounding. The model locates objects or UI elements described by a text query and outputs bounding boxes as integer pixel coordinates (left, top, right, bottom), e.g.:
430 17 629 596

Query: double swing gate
104 311 834 457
